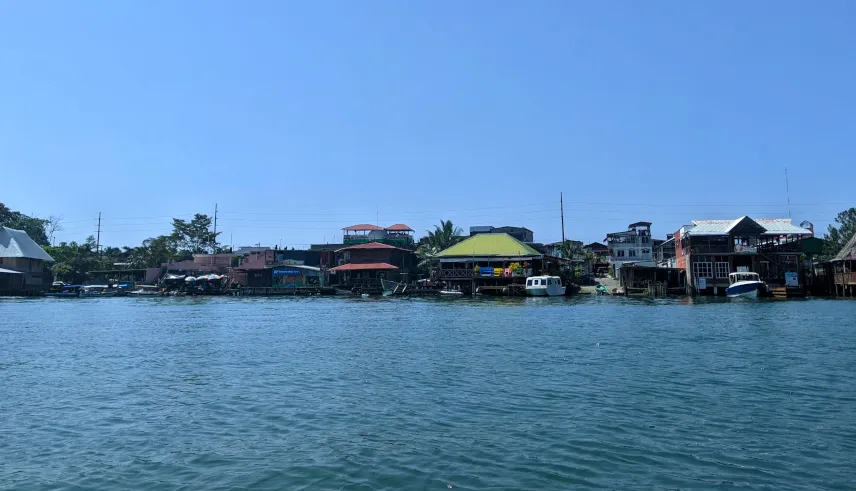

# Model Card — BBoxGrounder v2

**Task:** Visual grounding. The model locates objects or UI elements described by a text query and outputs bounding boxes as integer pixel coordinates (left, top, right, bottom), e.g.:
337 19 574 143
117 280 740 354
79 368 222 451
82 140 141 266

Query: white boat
130 285 163 296
726 272 764 298
525 275 566 296
439 290 464 296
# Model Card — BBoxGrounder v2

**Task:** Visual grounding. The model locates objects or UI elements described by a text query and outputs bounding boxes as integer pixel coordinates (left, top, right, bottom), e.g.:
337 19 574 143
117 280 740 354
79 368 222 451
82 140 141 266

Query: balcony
439 268 532 280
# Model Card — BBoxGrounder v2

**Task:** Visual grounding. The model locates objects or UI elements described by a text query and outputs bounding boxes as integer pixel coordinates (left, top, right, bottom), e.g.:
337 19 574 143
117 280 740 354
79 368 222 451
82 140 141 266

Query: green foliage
558 240 595 262
44 236 112 284
821 208 856 259
171 214 219 255
416 220 464 267
0 202 49 246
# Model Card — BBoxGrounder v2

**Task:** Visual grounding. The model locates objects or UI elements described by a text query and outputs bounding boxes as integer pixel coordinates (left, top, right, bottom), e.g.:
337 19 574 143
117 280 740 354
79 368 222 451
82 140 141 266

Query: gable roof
0 227 54 262
834 232 856 261
385 224 413 232
684 217 812 237
336 242 411 252
436 233 541 258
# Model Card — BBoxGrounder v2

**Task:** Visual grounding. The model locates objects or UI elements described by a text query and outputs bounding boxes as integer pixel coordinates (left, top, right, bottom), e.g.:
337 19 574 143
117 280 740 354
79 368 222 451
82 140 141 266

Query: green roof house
436 234 549 293
437 233 541 259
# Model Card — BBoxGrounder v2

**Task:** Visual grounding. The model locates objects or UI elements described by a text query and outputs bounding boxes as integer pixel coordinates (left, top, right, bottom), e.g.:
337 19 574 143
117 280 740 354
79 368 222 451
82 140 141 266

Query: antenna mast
96 212 101 256
560 192 566 243
785 166 792 219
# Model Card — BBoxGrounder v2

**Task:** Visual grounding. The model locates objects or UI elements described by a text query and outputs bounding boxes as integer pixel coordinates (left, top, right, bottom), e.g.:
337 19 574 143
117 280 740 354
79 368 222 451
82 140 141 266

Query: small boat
595 284 610 295
439 290 464 296
129 285 163 296
81 285 119 297
525 275 566 296
726 272 764 298
44 285 83 298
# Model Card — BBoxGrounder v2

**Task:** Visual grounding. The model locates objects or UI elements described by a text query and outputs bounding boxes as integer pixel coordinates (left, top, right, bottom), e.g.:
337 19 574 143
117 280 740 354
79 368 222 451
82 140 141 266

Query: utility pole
213 203 218 252
784 166 792 219
560 192 566 244
96 212 102 256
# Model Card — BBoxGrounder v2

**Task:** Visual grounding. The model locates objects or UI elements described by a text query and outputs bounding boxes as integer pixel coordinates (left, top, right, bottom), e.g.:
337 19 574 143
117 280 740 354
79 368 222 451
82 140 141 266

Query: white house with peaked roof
0 226 55 293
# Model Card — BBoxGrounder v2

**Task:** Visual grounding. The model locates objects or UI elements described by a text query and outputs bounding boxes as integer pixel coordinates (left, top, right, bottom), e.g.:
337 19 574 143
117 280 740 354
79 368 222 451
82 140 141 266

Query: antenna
213 203 218 252
785 166 792 219
376 205 379 227
560 192 566 243
96 212 101 256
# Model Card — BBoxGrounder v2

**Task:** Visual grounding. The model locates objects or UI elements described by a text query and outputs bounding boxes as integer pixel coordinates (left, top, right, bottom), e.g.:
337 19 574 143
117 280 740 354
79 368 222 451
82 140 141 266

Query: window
693 261 713 278
617 250 625 257
527 279 532 286
715 262 730 278
629 249 637 257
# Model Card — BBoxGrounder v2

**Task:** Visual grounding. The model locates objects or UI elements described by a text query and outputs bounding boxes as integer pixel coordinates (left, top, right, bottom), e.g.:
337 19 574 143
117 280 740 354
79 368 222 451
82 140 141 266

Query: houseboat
525 276 566 296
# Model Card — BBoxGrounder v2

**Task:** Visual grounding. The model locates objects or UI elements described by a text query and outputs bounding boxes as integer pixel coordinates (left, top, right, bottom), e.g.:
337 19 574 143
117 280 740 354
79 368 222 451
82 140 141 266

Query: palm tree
416 220 464 267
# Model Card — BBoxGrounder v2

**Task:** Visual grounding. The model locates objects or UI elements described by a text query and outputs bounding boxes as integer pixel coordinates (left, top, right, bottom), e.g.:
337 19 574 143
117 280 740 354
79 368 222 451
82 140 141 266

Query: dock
232 287 337 296
766 286 807 298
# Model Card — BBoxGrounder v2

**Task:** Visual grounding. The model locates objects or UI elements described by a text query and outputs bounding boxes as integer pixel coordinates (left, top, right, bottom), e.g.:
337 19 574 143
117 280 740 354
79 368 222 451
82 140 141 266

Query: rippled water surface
2 296 856 490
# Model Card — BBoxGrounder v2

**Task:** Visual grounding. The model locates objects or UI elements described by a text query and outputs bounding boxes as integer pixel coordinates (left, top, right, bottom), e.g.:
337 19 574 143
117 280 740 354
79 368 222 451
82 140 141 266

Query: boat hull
726 281 762 298
526 287 566 297
44 292 81 298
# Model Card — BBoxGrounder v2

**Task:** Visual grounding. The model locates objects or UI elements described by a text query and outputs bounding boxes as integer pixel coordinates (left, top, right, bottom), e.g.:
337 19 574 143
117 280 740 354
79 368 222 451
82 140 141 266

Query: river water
2 296 855 490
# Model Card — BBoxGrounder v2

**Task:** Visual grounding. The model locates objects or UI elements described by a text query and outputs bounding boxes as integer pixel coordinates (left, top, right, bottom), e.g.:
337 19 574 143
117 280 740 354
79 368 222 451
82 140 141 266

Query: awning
0 268 23 274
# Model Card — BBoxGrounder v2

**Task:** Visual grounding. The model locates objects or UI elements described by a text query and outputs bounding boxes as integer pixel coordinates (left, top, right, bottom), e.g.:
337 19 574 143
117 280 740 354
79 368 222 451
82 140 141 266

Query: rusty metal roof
329 262 399 271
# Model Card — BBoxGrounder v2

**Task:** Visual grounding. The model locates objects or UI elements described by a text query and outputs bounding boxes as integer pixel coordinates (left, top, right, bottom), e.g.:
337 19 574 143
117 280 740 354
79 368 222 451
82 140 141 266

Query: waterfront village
1 216 855 299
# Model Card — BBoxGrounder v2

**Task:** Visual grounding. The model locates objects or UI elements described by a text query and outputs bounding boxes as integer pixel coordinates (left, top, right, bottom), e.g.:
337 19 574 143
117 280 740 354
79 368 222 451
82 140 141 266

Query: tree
44 215 64 245
425 220 463 251
0 202 49 246
171 214 219 255
43 236 111 284
416 220 464 267
822 208 856 259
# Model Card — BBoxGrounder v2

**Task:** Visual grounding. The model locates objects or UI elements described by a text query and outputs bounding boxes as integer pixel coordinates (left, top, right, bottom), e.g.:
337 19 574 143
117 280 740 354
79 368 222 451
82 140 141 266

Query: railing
439 269 475 279
438 268 533 279
833 272 856 285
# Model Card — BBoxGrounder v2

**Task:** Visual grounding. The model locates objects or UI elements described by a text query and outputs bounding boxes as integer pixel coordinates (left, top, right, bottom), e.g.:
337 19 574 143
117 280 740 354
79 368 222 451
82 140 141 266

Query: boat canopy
729 272 760 283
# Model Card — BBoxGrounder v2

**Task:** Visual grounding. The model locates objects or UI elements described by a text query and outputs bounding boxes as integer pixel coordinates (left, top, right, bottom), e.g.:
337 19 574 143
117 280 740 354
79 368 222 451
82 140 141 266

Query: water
2 296 855 490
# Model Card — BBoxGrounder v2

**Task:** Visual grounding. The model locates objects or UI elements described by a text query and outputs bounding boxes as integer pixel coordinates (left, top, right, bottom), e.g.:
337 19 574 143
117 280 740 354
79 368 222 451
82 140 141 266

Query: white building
0 226 55 293
605 221 655 275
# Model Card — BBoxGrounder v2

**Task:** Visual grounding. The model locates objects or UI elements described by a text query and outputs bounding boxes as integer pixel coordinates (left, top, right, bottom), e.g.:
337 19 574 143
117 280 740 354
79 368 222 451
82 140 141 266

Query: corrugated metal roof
0 227 54 262
329 262 399 271
834 232 856 261
755 218 814 235
436 233 541 257
0 267 24 274
336 242 409 252
685 217 812 236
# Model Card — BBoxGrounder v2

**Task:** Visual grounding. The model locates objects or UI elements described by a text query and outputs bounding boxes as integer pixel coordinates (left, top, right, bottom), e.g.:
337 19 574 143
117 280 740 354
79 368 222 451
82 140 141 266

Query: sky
1 0 855 249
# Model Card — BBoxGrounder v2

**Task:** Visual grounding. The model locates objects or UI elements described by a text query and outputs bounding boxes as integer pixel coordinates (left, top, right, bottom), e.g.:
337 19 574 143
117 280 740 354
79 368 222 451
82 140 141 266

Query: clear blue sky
1 0 854 248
